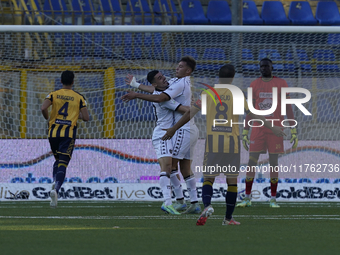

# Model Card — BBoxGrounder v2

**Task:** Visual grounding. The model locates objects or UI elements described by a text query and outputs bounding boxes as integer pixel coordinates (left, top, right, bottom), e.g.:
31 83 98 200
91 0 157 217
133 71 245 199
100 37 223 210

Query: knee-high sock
55 161 67 193
245 177 254 197
184 175 198 203
226 184 237 220
170 170 184 200
245 156 258 197
52 160 59 182
160 172 172 206
202 180 213 208
270 178 279 198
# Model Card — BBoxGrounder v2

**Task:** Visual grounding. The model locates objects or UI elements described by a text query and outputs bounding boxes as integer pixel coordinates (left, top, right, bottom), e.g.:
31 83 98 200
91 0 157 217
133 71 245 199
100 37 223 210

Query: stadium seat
258 49 282 61
206 0 231 25
285 49 312 71
243 1 263 25
99 0 124 25
71 0 95 25
181 0 209 25
242 48 257 71
176 47 199 61
315 1 340 25
203 48 227 60
258 49 284 70
313 49 339 72
126 0 156 25
43 0 71 24
327 33 340 45
115 93 155 121
261 1 290 25
153 0 181 25
288 1 317 25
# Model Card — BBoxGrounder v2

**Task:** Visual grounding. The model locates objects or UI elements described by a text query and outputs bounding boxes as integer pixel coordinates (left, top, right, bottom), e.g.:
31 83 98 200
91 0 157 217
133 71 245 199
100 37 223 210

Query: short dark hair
61 70 74 86
147 70 159 84
219 64 235 79
260 58 272 63
180 56 196 72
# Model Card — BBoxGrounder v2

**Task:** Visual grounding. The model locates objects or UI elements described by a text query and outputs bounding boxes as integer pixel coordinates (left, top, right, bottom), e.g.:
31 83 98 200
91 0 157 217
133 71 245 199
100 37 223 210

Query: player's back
48 89 86 138
204 87 248 154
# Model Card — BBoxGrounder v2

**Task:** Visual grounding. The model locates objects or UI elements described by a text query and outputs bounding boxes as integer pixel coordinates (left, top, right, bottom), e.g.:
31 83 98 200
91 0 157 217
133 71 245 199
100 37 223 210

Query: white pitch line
0 215 339 220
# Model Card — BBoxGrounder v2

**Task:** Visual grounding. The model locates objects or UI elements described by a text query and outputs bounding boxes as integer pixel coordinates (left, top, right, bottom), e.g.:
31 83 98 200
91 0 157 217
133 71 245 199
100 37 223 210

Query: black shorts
49 137 75 159
202 152 240 177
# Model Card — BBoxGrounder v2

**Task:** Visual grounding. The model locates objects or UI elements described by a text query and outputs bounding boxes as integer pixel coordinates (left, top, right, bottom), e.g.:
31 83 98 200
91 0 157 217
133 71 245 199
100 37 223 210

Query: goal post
0 25 340 201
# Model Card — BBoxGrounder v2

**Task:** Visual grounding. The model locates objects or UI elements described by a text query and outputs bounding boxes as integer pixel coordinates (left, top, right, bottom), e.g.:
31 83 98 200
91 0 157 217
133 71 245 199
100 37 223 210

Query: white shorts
172 124 199 160
152 138 173 159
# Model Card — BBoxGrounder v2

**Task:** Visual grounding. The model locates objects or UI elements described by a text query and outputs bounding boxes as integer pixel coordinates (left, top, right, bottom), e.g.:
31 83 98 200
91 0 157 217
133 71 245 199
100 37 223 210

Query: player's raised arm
121 90 169 103
125 74 155 93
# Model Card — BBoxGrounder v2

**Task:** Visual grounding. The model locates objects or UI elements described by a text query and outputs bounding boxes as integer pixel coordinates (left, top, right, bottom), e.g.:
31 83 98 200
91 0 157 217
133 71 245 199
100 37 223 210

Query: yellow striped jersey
45 89 87 138
194 87 249 153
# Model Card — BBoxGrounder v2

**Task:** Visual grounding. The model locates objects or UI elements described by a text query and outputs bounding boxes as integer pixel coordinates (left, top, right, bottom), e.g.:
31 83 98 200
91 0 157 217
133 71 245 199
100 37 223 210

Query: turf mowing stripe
0 215 339 220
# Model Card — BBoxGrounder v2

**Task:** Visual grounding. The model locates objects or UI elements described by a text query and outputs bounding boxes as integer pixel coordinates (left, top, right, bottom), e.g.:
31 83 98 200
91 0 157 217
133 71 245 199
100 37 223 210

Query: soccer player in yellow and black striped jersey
41 70 89 208
161 64 285 225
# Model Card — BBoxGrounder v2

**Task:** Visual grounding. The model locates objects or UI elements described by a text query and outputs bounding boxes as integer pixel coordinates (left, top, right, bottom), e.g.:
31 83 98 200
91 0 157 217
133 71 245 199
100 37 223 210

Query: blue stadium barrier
261 1 290 25
207 0 231 25
288 1 317 25
243 1 263 25
181 0 209 25
316 1 340 25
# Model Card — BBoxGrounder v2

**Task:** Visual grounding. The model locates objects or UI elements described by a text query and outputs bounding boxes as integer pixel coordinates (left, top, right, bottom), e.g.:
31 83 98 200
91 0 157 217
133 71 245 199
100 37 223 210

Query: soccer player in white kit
122 56 201 214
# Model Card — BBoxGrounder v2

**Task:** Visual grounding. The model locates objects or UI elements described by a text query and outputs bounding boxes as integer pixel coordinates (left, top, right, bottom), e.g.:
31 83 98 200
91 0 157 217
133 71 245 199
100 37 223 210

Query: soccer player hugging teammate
237 58 298 208
162 64 285 225
41 71 89 208
122 56 201 214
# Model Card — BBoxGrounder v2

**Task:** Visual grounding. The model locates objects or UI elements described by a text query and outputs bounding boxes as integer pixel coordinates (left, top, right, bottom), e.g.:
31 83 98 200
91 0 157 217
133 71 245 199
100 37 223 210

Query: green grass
0 201 339 255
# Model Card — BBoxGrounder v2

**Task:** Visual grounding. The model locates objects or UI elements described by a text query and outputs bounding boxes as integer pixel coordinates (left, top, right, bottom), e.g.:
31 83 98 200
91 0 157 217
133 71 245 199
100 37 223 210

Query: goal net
0 25 339 201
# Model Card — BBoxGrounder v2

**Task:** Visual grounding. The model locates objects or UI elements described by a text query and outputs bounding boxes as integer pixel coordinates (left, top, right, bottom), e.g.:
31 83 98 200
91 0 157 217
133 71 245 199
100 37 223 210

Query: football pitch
0 201 339 255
